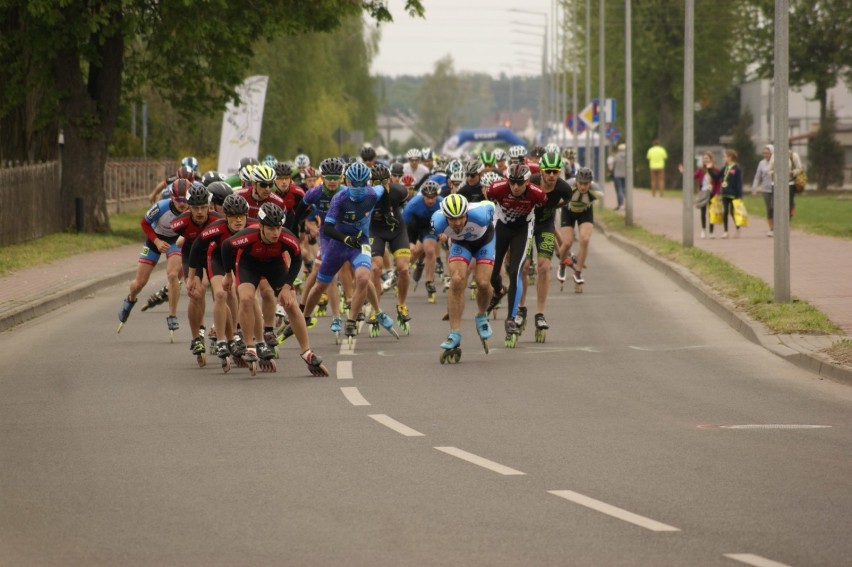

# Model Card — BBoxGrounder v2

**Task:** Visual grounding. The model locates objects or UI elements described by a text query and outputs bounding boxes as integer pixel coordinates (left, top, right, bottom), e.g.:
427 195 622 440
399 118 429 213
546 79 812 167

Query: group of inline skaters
115 142 602 372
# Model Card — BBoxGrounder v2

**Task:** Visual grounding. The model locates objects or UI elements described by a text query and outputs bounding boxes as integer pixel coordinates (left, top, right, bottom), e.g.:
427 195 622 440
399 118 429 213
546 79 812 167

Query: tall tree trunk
54 11 124 233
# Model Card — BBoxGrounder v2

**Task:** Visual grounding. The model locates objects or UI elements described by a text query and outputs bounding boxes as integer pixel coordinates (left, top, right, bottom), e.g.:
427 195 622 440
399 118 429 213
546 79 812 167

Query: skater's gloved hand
343 235 361 249
386 214 399 232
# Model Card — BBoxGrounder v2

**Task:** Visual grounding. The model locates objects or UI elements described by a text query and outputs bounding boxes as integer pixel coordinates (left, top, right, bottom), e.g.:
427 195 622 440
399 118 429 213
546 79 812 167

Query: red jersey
275 183 306 214
235 187 286 218
171 211 223 244
188 218 238 273
221 226 302 285
486 179 547 225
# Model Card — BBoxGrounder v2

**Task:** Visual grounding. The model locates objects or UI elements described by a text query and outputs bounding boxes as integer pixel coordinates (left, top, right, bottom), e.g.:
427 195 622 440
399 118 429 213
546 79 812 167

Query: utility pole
773 0 791 302
683 0 694 247
625 0 633 225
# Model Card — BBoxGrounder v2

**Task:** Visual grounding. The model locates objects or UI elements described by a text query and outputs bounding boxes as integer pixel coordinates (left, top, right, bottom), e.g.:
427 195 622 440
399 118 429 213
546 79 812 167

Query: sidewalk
598 182 851 384
0 243 159 333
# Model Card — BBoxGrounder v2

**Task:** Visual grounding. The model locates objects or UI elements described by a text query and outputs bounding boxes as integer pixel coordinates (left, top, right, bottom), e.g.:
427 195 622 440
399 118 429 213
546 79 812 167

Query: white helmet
544 143 560 155
508 145 527 159
294 154 311 168
421 147 433 160
480 171 502 188
405 148 422 160
449 170 464 184
493 148 507 161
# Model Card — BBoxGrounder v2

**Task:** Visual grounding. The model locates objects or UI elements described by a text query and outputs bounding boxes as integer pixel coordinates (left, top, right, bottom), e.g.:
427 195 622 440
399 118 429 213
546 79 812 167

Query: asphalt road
2 236 851 567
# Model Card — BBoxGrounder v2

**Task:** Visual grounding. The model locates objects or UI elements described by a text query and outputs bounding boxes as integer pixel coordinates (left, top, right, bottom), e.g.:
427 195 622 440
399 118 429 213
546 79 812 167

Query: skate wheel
400 322 410 336
169 330 175 344
452 350 461 363
221 358 231 373
575 285 583 294
197 354 207 368
117 322 125 334
440 350 449 364
248 360 257 376
481 339 489 355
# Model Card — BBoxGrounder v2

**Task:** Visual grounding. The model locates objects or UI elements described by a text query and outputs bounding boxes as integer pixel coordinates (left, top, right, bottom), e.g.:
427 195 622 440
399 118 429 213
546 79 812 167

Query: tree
731 110 759 183
808 106 845 189
416 56 465 146
0 0 424 232
745 0 852 124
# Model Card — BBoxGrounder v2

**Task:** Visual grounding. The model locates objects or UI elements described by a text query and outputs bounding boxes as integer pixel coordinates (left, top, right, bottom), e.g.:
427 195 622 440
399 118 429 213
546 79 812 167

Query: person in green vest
646 139 668 197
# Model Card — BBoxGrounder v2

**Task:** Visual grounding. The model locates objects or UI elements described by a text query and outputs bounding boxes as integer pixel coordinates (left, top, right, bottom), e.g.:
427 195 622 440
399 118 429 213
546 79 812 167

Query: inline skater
221 202 328 376
299 162 398 347
519 152 573 341
272 162 305 231
186 194 249 372
118 178 191 338
403 180 443 303
494 148 509 176
458 160 487 203
403 148 431 185
171 183 223 365
558 167 600 293
486 164 547 347
368 163 413 334
430 194 496 363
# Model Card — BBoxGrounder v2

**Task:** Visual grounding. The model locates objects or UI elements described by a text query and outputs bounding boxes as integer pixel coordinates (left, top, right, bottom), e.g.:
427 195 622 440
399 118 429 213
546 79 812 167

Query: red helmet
401 174 416 188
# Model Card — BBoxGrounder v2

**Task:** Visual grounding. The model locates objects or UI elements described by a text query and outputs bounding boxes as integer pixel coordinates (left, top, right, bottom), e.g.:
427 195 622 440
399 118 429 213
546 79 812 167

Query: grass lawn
0 208 146 278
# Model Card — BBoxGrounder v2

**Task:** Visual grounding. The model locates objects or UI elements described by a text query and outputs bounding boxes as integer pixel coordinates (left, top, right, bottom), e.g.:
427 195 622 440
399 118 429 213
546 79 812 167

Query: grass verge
823 339 852 368
0 208 145 278
597 207 842 336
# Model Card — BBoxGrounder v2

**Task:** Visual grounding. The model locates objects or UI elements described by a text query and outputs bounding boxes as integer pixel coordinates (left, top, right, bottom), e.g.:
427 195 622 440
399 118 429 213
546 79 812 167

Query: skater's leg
394 252 411 306
349 266 371 320
187 278 207 339
258 278 276 335
237 282 258 343
575 222 594 272
165 254 183 318
128 262 156 301
447 259 468 329
473 263 494 316
536 255 551 314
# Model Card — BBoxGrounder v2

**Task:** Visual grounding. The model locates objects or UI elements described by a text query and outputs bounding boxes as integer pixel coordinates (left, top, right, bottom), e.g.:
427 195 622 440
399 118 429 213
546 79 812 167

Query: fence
0 159 172 247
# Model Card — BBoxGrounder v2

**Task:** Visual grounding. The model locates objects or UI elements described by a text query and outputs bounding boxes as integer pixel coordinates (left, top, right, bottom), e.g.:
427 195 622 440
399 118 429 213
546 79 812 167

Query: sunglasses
467 173 479 178
509 180 526 186
324 175 342 181
258 182 273 188
174 197 188 203
543 169 561 174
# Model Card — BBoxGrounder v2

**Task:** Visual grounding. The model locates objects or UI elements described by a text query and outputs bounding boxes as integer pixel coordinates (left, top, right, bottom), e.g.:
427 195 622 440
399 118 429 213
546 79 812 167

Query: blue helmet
346 162 371 188
263 154 278 167
180 156 199 171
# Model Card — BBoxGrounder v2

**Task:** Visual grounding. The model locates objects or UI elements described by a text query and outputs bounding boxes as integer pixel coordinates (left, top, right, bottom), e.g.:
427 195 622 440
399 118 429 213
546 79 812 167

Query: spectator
767 145 803 219
646 139 668 197
751 144 775 236
709 149 743 238
680 151 721 239
611 143 627 210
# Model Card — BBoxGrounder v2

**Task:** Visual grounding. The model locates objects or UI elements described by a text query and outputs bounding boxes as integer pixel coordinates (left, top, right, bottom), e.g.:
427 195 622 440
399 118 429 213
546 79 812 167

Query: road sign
606 125 621 142
565 113 586 134
578 99 617 129
578 103 596 129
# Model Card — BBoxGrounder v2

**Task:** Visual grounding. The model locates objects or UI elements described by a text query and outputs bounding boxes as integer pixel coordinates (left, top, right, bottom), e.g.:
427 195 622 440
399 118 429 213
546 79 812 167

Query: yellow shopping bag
708 196 723 225
733 198 749 228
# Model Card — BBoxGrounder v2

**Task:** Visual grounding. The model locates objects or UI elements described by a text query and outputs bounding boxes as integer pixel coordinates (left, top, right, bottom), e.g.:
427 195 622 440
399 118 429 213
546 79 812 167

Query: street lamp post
509 9 550 144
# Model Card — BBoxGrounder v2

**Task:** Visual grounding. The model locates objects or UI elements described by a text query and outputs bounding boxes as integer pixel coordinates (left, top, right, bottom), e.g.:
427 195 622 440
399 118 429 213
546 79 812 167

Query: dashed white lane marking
434 447 525 476
723 553 794 567
340 387 370 406
629 345 707 352
548 490 680 532
369 414 425 437
336 360 353 380
720 424 831 430
338 320 367 355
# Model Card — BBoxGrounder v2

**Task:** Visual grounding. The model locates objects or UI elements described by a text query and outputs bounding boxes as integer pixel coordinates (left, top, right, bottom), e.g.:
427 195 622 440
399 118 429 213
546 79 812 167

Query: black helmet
222 193 249 216
274 162 293 178
371 163 390 182
360 146 377 161
320 157 344 176
575 167 594 183
420 180 441 197
207 182 233 206
390 162 404 177
258 202 285 227
187 182 210 206
238 156 260 169
201 170 225 186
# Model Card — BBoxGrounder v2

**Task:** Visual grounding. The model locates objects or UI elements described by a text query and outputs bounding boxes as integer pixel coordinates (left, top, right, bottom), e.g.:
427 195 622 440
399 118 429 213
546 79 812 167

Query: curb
596 220 852 386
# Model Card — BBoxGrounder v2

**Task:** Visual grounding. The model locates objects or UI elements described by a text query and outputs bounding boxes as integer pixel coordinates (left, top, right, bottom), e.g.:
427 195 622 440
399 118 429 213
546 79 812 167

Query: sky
369 0 555 78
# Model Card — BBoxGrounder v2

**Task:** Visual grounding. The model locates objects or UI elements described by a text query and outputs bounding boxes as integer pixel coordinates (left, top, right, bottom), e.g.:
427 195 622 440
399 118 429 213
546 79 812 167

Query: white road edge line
341 387 370 406
434 446 525 476
336 360 353 380
548 490 680 532
369 414 425 437
723 553 794 567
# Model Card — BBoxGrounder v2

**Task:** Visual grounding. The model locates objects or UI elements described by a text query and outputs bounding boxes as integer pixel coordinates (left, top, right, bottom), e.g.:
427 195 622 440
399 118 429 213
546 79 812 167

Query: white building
740 77 852 185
